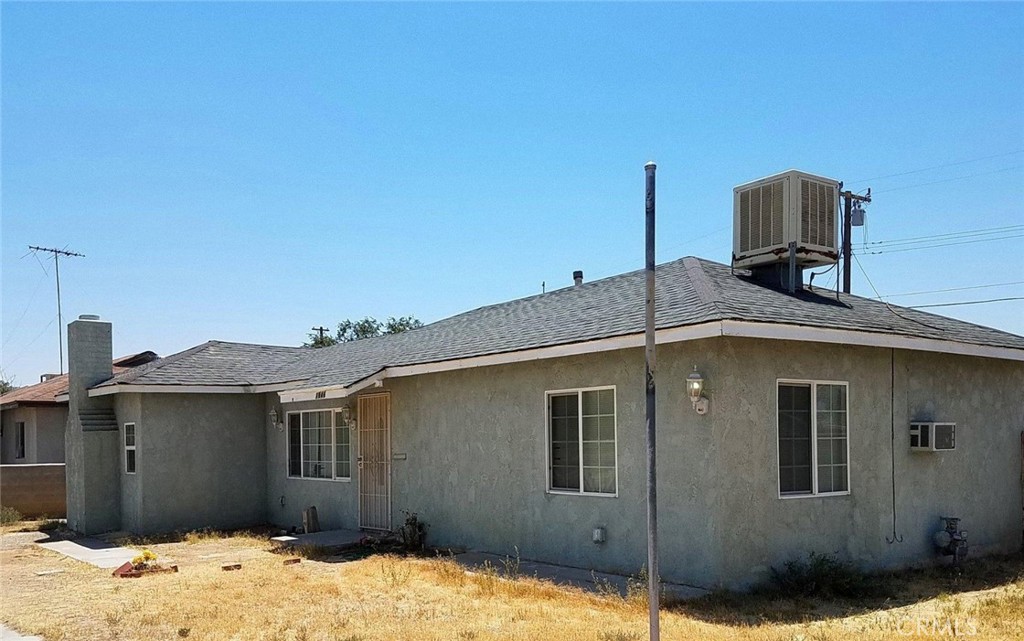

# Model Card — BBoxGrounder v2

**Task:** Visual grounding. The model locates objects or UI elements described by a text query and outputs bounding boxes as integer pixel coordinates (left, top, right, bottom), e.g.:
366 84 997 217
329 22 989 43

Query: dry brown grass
1 533 1022 641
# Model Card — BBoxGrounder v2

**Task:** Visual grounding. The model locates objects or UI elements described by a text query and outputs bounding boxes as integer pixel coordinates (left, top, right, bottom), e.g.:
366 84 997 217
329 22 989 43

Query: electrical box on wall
910 422 956 452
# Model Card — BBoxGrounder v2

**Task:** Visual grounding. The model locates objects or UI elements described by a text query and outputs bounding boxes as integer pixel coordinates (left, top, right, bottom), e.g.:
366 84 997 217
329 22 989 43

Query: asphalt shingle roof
90 257 1024 392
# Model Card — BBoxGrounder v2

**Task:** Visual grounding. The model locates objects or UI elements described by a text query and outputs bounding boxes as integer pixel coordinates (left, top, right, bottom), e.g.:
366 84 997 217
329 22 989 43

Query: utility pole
840 187 872 294
311 326 330 342
643 161 660 641
28 245 85 375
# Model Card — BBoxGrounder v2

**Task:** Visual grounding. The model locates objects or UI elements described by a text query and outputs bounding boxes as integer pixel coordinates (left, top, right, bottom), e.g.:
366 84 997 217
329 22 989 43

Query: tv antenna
28 245 85 374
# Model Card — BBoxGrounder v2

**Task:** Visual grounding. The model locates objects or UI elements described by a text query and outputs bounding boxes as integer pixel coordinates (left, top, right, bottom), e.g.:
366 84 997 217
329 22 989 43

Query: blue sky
2 2 1022 385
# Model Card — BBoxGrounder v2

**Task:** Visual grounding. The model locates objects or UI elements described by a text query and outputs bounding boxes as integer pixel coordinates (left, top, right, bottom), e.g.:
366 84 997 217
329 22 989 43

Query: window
15 422 25 459
778 381 848 497
124 423 136 474
287 409 351 480
547 387 617 495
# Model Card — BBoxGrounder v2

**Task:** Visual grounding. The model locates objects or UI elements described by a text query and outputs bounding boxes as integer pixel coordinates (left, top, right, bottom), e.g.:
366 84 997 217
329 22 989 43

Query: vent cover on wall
733 170 840 270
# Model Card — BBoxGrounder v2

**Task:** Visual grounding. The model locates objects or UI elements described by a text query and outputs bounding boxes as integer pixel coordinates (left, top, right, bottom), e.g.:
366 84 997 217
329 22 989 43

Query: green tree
304 316 423 348
0 378 13 395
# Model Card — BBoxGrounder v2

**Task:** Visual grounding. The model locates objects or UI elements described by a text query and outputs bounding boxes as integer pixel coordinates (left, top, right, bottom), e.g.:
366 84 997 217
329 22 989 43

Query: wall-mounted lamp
268 408 284 431
339 404 355 428
687 366 709 415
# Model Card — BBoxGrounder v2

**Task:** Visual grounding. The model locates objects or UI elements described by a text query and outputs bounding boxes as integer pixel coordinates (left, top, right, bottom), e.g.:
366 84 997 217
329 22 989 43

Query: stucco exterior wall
708 338 1023 587
122 393 267 534
1 406 66 464
267 337 1021 589
114 393 143 532
265 395 360 532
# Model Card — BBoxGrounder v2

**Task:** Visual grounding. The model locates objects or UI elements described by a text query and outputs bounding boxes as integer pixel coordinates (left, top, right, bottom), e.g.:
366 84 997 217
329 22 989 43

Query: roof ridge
683 257 723 315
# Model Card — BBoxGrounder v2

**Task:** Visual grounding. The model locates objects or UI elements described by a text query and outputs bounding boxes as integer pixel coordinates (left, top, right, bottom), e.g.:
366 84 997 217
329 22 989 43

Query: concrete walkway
456 551 709 600
37 538 138 569
1 623 42 641
270 529 364 550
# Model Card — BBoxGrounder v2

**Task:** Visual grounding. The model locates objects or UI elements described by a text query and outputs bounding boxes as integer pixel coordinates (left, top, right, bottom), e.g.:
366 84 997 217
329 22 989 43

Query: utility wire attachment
27 245 85 375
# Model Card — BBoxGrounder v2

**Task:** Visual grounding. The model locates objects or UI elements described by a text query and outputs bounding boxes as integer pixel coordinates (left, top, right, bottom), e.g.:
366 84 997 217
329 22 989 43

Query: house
61 260 1023 589
61 171 1024 589
0 352 158 464
0 351 157 517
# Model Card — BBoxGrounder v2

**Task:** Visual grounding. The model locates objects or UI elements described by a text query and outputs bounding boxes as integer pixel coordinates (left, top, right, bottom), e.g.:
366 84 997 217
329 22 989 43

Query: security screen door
357 393 392 530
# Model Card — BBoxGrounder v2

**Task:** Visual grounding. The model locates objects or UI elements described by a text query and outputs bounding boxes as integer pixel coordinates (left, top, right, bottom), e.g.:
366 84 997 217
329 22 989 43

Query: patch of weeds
475 559 501 596
379 554 412 588
398 510 429 552
625 565 657 608
431 550 466 587
458 632 478 640
769 551 877 599
599 632 640 641
591 571 623 600
501 546 524 580
177 628 191 638
0 505 23 525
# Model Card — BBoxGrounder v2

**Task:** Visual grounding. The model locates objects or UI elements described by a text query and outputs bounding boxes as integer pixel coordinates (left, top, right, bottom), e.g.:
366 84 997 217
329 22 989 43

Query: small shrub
769 551 873 598
398 510 429 552
0 505 23 525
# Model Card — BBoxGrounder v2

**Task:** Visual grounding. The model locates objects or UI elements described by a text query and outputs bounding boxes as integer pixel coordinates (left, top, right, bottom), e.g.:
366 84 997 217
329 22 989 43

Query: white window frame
544 385 619 498
15 422 25 460
285 409 352 482
776 379 851 499
124 422 136 475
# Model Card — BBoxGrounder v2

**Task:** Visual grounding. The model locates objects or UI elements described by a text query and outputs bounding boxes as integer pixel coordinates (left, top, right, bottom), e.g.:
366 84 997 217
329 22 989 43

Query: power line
847 150 1024 184
27 245 85 375
860 233 1024 255
853 255 945 331
873 166 1022 194
908 297 1024 309
858 224 1024 248
879 280 1024 299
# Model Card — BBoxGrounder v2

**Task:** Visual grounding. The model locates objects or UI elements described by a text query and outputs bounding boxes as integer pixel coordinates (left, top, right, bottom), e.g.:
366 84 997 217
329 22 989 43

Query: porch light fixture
339 404 354 428
268 408 284 431
687 366 709 415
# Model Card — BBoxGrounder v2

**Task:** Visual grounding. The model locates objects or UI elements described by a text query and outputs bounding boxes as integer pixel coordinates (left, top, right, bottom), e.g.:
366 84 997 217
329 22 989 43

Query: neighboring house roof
87 257 1024 396
0 352 159 409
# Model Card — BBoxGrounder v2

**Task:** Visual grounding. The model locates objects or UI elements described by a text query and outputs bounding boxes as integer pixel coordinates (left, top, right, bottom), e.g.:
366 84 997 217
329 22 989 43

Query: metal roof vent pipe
573 270 584 286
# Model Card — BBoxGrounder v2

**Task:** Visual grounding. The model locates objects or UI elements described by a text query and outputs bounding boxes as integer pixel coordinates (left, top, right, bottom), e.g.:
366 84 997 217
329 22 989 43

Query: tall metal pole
643 161 660 641
842 192 853 294
55 255 64 374
29 245 84 375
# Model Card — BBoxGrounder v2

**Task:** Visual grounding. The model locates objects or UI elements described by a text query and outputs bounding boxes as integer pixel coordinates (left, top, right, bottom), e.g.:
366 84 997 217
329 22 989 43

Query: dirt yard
1 524 1022 641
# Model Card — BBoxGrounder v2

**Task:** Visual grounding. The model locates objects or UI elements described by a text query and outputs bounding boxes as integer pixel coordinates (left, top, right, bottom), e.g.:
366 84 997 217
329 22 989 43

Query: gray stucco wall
114 393 143 532
268 337 1022 589
0 406 66 464
120 393 267 534
265 395 360 532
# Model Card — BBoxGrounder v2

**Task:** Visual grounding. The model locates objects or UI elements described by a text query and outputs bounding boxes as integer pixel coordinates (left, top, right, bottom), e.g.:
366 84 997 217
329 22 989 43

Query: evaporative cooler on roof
732 170 841 270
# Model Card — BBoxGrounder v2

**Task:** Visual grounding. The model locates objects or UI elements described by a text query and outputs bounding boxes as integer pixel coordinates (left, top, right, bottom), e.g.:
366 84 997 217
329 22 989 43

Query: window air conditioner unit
910 422 956 452
732 170 840 270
